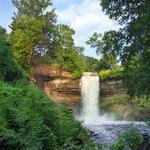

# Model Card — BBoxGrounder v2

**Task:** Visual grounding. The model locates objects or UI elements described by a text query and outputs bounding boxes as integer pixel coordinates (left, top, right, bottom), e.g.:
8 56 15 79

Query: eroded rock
33 64 126 105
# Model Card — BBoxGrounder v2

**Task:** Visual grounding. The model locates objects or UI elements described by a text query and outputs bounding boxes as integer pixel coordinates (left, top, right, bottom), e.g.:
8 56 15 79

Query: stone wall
33 65 126 105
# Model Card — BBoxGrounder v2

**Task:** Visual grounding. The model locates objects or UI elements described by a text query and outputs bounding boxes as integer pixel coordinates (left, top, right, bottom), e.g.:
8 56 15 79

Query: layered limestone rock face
100 79 126 99
33 65 80 105
33 65 126 105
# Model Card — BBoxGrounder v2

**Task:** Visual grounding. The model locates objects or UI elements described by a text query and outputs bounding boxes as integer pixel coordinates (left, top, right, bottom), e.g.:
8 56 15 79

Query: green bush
0 82 59 150
57 106 97 150
0 40 27 82
99 66 124 80
0 82 97 150
110 126 142 150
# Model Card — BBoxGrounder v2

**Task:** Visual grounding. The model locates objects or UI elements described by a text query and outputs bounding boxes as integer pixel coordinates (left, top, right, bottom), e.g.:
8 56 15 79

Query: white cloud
55 0 120 58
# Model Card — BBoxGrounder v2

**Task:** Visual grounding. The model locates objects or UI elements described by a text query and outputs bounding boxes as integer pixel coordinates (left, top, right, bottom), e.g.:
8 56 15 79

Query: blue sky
0 0 14 32
0 0 119 58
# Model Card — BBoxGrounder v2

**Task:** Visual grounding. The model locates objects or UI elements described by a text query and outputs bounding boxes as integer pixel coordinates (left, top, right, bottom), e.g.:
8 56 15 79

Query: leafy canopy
86 31 120 69
10 0 56 69
100 0 150 97
0 26 25 82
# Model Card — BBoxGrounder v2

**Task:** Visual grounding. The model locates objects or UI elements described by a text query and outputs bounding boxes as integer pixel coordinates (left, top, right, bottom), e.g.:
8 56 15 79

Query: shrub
0 82 59 150
0 82 97 149
0 40 27 82
99 66 124 80
57 106 91 149
110 126 142 150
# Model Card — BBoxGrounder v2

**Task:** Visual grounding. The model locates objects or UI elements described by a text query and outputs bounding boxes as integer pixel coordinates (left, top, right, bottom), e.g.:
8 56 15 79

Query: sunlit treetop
12 0 52 17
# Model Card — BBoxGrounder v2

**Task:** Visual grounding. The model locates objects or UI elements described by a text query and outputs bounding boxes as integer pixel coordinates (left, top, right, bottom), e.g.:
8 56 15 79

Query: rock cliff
33 65 126 105
100 79 126 99
33 65 80 105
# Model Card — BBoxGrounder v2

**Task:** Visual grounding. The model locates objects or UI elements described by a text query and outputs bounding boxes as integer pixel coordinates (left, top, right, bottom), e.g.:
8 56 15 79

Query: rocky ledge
33 64 126 105
33 65 80 105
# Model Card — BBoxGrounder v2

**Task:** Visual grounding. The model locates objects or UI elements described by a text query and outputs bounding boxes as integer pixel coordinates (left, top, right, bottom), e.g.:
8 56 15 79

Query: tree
0 26 6 40
81 56 103 72
12 0 51 17
10 0 56 70
0 26 25 82
54 24 76 65
86 31 120 69
100 0 150 97
55 24 86 78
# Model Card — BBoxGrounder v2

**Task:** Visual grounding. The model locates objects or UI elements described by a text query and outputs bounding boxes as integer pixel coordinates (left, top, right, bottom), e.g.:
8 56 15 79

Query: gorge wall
33 65 126 105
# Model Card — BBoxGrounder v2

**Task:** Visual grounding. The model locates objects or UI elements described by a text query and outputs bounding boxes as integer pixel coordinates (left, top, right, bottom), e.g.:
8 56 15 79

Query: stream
84 121 150 146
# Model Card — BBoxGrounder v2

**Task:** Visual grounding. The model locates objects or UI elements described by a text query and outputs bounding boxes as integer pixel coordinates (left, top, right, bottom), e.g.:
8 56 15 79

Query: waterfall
78 73 149 147
80 72 100 123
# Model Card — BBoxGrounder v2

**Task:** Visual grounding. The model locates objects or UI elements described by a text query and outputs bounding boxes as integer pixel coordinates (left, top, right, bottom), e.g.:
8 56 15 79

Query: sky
0 0 119 58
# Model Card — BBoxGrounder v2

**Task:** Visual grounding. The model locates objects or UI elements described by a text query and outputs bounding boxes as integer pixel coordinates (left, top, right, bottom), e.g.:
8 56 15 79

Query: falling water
78 72 150 147
80 72 100 123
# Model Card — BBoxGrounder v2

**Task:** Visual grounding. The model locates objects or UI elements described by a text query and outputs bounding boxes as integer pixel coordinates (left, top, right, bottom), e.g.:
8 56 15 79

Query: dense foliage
99 66 124 80
0 82 96 150
0 26 26 82
87 31 120 69
54 24 86 78
10 0 57 70
0 82 58 149
10 0 99 77
99 0 150 97
110 127 142 150
0 24 97 150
